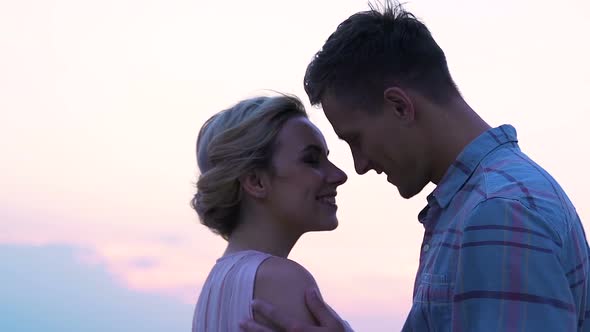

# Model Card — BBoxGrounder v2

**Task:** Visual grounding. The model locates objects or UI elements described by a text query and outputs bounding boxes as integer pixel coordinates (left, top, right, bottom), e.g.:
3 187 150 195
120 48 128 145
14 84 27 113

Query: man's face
321 92 431 199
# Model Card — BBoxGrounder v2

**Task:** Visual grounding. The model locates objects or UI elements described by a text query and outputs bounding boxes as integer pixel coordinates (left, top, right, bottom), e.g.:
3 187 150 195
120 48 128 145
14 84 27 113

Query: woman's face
264 116 348 233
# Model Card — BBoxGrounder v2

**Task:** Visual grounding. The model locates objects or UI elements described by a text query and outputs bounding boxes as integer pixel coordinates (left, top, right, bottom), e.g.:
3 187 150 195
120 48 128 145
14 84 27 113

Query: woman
192 94 353 331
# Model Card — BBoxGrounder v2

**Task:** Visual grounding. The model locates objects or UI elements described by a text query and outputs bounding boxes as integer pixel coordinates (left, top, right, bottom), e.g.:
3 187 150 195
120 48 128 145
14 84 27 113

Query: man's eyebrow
302 144 329 156
336 133 353 142
335 131 348 140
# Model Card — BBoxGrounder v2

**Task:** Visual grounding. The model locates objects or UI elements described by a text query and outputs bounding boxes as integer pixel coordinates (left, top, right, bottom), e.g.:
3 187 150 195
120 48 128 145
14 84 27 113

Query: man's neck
428 100 491 184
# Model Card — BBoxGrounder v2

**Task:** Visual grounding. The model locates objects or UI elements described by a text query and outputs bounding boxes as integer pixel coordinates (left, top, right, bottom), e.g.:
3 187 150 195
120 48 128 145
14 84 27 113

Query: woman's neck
223 212 301 258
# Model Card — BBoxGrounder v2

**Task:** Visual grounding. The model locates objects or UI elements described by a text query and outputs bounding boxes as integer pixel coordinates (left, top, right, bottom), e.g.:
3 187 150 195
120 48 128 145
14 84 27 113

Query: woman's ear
240 171 268 199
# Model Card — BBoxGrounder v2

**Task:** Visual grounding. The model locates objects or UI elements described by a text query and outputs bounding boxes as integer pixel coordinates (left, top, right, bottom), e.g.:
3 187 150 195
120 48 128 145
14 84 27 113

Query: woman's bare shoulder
253 256 319 324
256 256 317 286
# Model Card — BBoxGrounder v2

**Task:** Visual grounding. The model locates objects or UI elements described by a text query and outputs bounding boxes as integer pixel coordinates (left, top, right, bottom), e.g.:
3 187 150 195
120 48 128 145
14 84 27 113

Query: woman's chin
315 218 339 232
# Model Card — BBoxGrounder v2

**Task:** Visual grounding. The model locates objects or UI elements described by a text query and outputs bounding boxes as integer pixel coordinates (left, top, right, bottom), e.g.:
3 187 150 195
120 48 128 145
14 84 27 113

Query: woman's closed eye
301 145 327 167
303 154 321 167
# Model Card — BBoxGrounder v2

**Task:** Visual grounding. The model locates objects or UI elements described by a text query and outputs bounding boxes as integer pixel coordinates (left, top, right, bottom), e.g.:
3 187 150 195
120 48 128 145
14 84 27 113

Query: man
241 1 590 331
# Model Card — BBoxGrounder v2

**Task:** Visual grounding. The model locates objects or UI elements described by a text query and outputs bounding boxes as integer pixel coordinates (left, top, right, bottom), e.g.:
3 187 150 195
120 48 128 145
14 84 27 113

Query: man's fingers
304 289 342 328
240 319 275 332
251 299 295 330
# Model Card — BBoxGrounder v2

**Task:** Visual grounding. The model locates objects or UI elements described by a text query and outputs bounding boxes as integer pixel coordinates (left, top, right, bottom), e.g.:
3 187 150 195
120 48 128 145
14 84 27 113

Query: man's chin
397 185 423 199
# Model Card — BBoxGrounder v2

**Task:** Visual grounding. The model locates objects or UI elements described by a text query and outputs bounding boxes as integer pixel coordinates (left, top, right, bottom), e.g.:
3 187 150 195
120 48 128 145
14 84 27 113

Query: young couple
192 2 590 331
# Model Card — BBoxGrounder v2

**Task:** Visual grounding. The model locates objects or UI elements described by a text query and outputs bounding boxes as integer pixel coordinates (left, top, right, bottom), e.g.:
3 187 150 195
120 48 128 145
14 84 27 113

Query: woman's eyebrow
301 144 329 156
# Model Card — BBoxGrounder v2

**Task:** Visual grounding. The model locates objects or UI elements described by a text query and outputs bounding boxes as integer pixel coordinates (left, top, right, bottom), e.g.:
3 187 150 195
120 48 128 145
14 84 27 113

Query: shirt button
423 244 430 252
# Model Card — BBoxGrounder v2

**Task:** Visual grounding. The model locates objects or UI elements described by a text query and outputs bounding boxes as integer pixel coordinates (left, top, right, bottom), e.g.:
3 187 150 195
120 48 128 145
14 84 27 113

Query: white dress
193 250 354 332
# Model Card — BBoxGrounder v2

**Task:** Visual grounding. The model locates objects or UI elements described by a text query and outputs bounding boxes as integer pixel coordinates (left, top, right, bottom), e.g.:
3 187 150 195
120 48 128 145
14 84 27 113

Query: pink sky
1 0 589 330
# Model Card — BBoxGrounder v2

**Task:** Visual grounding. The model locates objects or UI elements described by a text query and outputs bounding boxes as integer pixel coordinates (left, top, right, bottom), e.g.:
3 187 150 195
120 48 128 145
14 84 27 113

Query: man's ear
240 170 268 199
383 87 415 124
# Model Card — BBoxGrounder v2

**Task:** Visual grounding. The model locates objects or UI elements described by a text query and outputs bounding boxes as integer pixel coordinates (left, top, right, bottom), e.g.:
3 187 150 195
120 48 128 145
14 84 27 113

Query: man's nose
353 153 371 175
328 163 348 186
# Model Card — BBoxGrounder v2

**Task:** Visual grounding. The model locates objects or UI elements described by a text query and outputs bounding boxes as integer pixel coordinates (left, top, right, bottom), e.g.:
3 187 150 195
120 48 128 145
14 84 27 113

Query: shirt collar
430 124 519 209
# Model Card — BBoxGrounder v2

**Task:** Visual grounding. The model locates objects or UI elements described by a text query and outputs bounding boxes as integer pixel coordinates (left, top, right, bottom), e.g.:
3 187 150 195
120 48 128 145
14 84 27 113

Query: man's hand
240 288 346 332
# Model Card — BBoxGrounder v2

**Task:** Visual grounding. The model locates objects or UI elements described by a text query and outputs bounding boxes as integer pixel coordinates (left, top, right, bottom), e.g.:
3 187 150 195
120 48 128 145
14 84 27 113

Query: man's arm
453 197 576 330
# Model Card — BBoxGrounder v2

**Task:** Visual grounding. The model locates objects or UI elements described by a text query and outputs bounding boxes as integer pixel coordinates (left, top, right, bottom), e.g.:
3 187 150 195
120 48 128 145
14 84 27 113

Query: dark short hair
304 1 460 109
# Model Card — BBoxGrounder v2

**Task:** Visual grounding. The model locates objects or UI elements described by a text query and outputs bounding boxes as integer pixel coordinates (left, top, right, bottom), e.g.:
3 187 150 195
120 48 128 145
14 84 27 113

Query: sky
1 0 589 331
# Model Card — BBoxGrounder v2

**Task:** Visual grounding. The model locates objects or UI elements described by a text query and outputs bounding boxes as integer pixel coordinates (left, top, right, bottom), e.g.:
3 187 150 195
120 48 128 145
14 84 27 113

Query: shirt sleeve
452 197 577 331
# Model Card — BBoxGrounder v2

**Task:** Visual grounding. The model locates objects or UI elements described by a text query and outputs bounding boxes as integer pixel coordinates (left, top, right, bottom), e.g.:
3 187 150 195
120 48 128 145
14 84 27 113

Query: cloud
128 256 160 269
0 204 221 304
0 244 194 332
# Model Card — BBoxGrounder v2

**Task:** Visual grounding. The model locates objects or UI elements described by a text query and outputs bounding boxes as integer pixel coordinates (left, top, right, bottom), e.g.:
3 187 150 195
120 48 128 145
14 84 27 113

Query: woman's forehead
276 117 328 152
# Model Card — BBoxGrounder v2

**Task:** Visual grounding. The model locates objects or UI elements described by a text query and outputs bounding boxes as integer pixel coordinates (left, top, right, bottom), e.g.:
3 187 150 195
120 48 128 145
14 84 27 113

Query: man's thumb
304 288 340 327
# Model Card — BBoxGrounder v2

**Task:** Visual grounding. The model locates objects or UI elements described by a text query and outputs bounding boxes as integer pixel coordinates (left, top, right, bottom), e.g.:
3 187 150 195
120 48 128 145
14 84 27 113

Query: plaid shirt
402 125 590 331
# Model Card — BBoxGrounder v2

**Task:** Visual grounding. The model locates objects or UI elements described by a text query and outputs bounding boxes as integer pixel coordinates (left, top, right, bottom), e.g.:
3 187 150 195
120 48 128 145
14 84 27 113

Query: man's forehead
319 99 353 139
320 92 361 121
319 92 341 112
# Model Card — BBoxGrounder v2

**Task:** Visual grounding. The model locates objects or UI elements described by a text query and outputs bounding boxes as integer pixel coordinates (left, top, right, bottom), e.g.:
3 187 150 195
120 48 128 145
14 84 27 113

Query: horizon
1 0 589 331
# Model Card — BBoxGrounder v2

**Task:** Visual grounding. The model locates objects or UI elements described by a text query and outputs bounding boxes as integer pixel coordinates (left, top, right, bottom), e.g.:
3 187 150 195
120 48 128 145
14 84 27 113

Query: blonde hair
192 94 308 240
